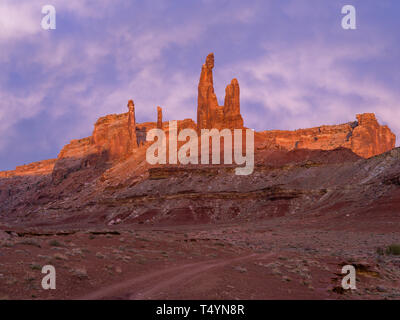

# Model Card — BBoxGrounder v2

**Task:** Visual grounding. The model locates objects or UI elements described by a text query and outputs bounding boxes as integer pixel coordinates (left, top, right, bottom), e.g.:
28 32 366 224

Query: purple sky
1 0 400 170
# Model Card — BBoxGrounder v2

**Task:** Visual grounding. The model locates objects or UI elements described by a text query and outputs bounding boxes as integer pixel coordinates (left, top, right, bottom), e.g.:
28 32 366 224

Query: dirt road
79 253 274 300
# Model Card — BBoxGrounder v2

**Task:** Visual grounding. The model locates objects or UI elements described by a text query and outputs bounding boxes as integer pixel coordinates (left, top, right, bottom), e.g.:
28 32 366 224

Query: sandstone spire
127 99 138 149
197 53 244 131
157 106 163 129
223 78 243 129
197 53 219 130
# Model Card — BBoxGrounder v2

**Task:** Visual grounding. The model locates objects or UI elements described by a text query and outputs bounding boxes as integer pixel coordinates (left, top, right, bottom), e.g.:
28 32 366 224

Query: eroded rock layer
0 159 56 178
259 113 395 158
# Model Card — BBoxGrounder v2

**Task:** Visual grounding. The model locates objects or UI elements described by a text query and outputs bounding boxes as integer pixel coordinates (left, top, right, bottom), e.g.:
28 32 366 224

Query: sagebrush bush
386 244 400 255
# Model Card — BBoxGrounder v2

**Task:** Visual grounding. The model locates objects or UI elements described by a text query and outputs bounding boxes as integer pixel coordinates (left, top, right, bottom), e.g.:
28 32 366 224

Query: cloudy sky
1 0 399 170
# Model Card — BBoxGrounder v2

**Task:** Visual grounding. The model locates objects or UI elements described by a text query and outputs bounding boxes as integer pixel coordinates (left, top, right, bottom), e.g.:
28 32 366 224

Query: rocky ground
0 211 399 300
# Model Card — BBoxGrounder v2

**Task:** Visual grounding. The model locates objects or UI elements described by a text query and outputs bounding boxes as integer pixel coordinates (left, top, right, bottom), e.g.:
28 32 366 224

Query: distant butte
258 112 395 158
0 53 396 179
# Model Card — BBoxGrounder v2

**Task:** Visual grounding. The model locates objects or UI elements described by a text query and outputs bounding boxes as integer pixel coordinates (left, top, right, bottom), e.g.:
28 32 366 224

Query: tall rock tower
197 53 219 130
157 106 163 129
127 99 138 149
223 78 243 129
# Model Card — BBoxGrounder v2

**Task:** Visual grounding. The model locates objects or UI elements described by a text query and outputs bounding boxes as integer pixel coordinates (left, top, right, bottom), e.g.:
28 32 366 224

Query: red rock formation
127 100 138 150
50 100 142 183
1 55 396 185
197 53 218 130
92 112 132 160
58 137 95 159
157 106 163 129
59 100 139 163
0 159 56 178
258 113 395 158
197 53 244 131
351 113 395 158
223 78 243 129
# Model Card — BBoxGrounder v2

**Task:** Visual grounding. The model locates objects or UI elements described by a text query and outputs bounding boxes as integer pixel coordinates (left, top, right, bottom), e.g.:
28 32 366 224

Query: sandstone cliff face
92 106 137 161
197 53 243 131
59 100 140 165
59 113 129 163
259 113 395 158
351 113 396 158
0 159 56 178
52 102 141 184
58 137 95 159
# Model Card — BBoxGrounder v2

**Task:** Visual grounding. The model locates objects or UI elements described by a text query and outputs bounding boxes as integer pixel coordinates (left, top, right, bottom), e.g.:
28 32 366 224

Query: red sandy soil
0 212 399 300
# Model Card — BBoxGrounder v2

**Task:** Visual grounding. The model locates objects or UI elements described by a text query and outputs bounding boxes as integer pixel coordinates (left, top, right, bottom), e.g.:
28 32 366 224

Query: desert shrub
376 247 385 256
30 263 41 270
18 238 41 248
386 244 400 255
48 239 63 247
0 242 14 248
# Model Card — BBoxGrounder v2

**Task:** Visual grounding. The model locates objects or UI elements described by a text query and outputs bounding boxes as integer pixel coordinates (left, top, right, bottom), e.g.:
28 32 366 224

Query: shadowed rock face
2 145 400 229
197 53 244 131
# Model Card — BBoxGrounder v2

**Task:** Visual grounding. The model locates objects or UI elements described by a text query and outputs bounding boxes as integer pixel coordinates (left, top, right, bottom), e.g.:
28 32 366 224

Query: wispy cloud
0 2 39 40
